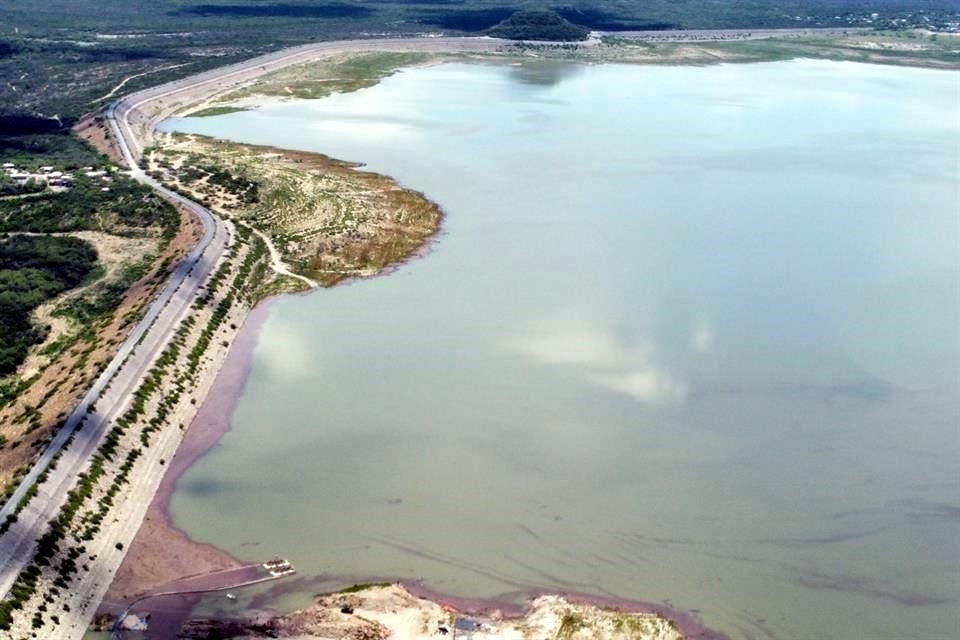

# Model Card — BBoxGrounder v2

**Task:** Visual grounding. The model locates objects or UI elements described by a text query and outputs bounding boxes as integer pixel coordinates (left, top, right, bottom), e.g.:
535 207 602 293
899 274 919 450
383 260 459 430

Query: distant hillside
487 9 590 41
3 0 959 119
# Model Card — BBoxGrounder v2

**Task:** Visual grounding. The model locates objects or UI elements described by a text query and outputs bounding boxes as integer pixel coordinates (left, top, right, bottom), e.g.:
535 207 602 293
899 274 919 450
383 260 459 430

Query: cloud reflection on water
504 314 691 406
256 322 313 380
590 369 688 406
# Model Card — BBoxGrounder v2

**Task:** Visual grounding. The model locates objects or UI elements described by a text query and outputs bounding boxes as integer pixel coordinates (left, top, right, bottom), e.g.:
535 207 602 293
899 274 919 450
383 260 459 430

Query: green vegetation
0 174 176 234
0 130 182 503
186 105 249 118
487 9 590 41
0 132 175 237
0 235 98 375
0 175 46 197
0 437 71 535
335 582 392 594
0 131 178 378
588 28 960 68
557 613 585 639
0 228 269 631
222 51 428 102
55 253 154 326
0 133 108 171
2 1 957 123
172 162 258 204
705 29 960 66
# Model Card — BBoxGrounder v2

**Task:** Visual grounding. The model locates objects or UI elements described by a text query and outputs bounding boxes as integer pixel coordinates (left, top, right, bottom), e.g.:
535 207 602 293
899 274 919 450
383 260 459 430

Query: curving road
0 102 230 600
0 36 503 632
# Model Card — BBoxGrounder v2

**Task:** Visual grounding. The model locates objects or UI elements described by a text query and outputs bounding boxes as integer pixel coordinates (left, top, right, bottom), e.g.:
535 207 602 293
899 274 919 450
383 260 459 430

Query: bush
0 235 98 374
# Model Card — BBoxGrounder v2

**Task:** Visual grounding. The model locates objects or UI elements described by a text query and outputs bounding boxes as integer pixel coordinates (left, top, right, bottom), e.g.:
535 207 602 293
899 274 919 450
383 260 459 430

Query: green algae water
162 59 960 640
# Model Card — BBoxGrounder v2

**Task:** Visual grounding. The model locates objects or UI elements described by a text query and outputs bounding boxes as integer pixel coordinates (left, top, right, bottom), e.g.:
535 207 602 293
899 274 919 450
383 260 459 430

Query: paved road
116 36 506 153
0 35 503 608
0 35 517 630
0 103 230 600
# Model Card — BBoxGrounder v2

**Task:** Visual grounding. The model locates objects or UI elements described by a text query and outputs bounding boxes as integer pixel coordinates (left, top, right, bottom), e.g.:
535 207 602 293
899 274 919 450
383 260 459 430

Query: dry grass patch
148 134 442 287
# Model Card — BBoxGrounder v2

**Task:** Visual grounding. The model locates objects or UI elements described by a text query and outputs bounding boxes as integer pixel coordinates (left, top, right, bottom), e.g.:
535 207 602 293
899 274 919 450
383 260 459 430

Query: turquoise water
163 59 960 639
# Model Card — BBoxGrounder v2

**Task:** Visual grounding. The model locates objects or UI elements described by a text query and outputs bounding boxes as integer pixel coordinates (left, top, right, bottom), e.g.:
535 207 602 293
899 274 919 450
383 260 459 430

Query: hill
486 9 591 42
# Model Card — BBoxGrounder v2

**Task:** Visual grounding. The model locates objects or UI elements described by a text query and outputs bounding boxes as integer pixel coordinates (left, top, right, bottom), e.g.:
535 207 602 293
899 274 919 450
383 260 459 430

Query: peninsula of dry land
145 134 443 287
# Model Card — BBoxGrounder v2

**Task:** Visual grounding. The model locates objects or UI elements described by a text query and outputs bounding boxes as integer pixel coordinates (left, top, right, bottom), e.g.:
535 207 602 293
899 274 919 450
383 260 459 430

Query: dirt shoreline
100 299 275 611
177 582 725 639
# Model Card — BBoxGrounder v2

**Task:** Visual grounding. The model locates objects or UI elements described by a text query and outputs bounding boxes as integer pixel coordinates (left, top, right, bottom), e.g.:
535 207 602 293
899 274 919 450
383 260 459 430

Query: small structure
40 165 54 173
49 173 73 188
263 557 296 577
1 162 14 169
86 170 108 177
11 172 36 185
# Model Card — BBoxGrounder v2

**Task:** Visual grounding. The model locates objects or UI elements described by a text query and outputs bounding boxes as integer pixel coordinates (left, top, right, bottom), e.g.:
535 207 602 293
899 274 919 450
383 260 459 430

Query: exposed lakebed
160 59 960 639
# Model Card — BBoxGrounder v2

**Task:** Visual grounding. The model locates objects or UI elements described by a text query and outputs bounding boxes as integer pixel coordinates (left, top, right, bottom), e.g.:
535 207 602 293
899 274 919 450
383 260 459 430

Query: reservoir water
162 59 960 639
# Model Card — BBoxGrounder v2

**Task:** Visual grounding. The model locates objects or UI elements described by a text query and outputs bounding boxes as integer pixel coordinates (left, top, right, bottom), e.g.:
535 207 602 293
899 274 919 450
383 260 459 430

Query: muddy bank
179 583 726 640
99 301 275 612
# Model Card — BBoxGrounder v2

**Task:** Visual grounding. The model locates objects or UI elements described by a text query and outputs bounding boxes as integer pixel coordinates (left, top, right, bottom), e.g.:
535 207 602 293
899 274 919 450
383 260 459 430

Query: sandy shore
176 583 731 640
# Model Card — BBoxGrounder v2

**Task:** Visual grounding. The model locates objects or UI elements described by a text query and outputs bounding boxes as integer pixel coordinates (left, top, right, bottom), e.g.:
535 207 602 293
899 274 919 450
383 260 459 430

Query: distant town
821 10 960 31
1 162 115 194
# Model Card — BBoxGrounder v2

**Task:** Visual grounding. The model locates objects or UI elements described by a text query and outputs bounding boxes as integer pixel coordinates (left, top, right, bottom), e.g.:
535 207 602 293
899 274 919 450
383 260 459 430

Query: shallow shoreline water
109 300 731 638
98 302 275 631
151 58 959 640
